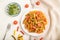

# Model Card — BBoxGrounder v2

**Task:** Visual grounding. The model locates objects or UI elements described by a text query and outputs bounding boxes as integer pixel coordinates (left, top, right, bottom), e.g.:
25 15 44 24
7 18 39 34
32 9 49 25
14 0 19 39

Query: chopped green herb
7 2 21 16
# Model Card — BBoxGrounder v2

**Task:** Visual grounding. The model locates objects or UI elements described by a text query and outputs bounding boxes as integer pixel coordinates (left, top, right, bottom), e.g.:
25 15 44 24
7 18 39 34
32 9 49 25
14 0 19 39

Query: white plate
21 8 50 36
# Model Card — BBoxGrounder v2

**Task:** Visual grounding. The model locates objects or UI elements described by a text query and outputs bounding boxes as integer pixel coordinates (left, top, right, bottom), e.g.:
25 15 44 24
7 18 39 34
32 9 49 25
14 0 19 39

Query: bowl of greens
6 2 21 16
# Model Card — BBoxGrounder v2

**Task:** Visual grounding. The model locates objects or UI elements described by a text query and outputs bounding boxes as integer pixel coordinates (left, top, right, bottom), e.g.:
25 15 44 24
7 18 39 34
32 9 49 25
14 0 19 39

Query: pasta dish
23 10 47 34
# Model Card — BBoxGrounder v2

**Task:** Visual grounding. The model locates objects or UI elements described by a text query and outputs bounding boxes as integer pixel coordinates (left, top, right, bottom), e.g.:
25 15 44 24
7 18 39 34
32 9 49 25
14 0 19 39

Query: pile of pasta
23 10 47 33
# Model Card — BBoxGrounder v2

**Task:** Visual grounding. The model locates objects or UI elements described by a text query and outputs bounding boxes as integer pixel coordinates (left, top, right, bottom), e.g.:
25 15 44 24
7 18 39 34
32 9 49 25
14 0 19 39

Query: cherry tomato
40 37 43 40
36 1 40 5
25 4 29 8
13 20 18 25
34 38 36 40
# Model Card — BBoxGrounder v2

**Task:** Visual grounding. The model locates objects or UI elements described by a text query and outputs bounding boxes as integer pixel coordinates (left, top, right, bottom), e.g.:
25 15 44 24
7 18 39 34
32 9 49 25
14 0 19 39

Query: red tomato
36 11 40 15
13 20 18 25
34 38 36 40
26 16 30 19
25 4 29 8
40 37 43 40
37 17 40 20
38 23 41 27
36 1 40 5
44 19 47 22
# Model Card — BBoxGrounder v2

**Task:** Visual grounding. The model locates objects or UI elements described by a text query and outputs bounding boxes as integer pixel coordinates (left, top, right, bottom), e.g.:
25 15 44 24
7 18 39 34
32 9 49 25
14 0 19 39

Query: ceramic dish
21 8 50 36
6 2 21 17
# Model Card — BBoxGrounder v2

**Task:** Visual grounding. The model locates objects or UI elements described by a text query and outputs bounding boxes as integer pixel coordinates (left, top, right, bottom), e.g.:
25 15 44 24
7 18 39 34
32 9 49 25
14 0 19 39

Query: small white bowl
21 8 50 37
